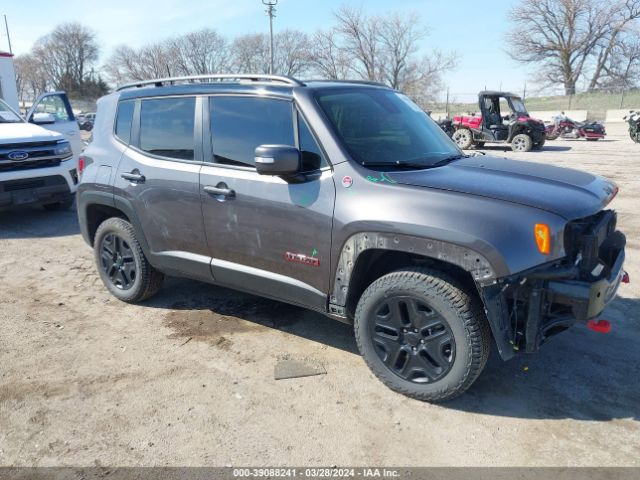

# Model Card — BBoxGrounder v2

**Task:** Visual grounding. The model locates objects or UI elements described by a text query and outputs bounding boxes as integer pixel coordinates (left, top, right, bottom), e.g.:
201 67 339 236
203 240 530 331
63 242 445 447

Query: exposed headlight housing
54 141 73 159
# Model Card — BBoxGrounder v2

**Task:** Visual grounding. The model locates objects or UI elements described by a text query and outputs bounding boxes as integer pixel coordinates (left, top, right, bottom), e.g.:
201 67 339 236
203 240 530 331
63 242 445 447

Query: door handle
121 171 145 183
203 185 235 198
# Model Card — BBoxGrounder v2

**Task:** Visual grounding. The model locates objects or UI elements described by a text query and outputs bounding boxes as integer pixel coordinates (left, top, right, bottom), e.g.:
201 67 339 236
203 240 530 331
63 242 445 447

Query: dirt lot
1 124 639 467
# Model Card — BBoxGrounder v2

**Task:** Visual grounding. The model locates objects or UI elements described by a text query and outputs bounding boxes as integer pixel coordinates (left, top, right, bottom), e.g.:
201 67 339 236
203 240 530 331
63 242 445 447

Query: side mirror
31 112 56 125
254 145 301 178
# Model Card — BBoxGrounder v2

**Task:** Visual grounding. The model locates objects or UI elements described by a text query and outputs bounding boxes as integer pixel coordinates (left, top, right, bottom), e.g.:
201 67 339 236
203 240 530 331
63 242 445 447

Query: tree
167 29 231 75
13 54 49 103
588 1 640 90
310 6 456 104
32 22 100 91
506 0 640 95
230 30 311 76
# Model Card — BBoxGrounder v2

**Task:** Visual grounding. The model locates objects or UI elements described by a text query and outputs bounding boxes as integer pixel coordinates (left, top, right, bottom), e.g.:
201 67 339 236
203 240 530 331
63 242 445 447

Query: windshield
510 97 528 114
0 99 23 123
316 88 461 166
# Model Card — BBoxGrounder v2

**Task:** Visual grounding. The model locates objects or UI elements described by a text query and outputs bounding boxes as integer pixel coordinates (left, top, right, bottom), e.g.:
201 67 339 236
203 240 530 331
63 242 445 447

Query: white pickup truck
1 92 82 211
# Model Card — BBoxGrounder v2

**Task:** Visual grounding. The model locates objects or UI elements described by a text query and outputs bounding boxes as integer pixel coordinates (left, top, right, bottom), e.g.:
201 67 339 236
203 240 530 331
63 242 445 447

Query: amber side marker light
534 223 551 254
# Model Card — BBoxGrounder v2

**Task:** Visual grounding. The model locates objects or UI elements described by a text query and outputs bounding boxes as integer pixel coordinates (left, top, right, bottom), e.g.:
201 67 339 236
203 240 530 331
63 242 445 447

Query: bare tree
507 0 640 95
13 54 49 102
599 28 640 88
32 22 99 90
230 33 270 74
167 29 231 75
230 30 311 76
588 1 640 90
309 30 351 79
310 6 456 104
334 6 381 81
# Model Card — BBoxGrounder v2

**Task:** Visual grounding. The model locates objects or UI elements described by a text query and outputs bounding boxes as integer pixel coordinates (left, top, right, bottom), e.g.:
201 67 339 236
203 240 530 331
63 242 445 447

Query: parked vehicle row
74 74 627 402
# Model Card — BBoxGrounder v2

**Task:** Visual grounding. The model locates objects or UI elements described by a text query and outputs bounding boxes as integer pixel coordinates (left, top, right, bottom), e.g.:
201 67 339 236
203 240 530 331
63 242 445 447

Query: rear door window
209 96 294 168
139 97 195 160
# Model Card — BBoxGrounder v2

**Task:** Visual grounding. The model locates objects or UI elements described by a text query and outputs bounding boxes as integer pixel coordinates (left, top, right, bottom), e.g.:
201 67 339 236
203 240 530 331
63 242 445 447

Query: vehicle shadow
146 276 638 420
448 296 640 421
0 205 80 239
144 276 358 354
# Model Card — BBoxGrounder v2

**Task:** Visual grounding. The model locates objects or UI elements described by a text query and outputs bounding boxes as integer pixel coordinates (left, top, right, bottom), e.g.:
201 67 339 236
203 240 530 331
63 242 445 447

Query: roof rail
303 79 389 88
116 74 305 91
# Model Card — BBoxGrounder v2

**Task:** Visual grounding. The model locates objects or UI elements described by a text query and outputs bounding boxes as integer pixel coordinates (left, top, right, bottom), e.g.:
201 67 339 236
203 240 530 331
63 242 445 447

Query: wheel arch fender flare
78 191 152 260
330 232 500 307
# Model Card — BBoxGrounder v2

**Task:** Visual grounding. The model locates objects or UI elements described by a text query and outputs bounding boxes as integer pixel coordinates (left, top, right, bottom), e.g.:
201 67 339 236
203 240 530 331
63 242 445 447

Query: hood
389 155 616 220
0 122 64 144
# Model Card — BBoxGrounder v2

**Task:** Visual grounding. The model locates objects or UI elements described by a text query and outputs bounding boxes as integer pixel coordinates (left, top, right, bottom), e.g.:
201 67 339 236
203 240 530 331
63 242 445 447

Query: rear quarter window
114 100 135 144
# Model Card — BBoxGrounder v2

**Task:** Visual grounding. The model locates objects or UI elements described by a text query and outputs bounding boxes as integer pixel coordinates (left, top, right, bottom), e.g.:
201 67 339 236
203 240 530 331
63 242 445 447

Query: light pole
262 0 277 74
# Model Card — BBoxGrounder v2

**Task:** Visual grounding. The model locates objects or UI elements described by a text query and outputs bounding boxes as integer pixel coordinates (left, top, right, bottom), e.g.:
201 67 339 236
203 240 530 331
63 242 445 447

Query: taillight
534 223 551 255
78 156 85 175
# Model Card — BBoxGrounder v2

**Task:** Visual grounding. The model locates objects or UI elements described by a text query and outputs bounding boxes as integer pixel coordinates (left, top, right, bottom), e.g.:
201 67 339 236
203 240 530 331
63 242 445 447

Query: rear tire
533 138 546 150
94 217 164 302
511 133 533 152
354 267 491 402
43 193 75 211
452 129 474 150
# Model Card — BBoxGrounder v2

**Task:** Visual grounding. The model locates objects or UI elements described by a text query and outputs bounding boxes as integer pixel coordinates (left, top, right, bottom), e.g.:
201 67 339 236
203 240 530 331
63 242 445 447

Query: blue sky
1 0 562 102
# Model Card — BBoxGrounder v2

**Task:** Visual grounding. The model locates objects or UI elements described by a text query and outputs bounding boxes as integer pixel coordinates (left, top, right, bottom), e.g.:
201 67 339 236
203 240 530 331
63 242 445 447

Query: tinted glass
298 114 326 171
33 94 70 122
210 96 294 167
140 97 195 160
316 89 459 166
115 101 135 144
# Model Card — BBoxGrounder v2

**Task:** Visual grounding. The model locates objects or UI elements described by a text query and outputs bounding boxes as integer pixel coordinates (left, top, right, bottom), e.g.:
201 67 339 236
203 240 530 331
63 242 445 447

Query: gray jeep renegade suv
77 74 627 401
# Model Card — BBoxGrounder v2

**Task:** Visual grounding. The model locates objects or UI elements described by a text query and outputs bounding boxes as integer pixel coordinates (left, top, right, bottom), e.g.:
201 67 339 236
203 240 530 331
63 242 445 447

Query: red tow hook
622 271 630 284
587 319 612 334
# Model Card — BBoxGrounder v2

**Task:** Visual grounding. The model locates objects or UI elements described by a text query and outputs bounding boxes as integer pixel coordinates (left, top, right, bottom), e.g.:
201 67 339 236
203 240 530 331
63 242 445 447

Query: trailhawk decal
285 251 320 267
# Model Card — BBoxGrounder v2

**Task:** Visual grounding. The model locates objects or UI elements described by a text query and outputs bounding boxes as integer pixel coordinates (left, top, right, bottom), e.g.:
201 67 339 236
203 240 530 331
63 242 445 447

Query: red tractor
451 91 546 152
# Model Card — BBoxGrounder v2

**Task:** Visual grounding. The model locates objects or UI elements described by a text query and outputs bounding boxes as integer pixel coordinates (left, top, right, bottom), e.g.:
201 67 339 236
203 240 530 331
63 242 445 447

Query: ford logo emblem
8 151 29 161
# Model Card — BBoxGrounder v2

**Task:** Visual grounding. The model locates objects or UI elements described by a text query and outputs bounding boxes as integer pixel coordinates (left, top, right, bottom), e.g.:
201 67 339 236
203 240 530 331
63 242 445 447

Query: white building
0 51 19 111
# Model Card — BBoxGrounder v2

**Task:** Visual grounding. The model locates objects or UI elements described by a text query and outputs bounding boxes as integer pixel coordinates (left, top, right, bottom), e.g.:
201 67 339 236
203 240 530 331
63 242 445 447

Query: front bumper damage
481 210 626 360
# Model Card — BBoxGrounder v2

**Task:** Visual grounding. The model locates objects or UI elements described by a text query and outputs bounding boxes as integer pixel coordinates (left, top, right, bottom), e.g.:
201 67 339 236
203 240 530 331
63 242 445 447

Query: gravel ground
1 124 638 467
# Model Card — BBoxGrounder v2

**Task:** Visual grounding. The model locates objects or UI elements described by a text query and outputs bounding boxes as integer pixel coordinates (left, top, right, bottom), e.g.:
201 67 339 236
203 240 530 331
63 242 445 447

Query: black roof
478 90 521 98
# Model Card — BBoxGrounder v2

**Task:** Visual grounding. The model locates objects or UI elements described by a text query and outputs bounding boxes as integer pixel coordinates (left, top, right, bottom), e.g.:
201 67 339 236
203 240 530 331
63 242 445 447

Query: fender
330 231 496 307
329 232 519 360
77 190 153 262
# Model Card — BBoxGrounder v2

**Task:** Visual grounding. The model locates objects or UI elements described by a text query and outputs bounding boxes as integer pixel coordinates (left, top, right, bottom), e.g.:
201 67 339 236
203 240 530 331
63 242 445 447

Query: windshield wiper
429 154 469 167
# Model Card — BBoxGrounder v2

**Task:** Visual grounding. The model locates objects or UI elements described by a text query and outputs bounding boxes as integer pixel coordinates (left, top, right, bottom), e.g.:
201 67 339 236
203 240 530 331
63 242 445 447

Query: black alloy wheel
100 233 136 290
370 296 455 383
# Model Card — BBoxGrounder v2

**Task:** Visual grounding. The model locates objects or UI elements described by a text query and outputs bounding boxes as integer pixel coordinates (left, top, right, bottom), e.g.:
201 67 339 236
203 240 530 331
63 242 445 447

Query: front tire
94 217 164 302
354 267 491 402
452 129 474 149
511 133 533 152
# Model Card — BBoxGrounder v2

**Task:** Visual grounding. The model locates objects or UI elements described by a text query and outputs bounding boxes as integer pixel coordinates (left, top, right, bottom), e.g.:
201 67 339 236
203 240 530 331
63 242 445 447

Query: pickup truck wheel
452 129 474 149
511 133 533 152
43 193 75 211
94 217 164 302
354 267 490 402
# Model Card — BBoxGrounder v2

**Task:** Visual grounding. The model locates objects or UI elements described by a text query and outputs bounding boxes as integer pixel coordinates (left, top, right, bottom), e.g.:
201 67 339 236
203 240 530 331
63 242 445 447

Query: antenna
3 15 12 54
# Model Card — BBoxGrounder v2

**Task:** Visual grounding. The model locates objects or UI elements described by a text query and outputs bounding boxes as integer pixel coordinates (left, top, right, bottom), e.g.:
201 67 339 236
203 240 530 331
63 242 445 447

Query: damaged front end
481 210 627 360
